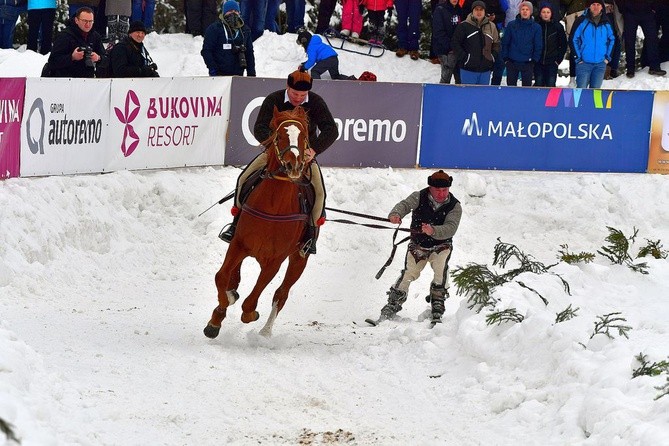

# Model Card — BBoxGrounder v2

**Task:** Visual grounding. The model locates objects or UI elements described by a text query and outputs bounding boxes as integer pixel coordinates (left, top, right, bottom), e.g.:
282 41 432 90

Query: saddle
240 167 317 218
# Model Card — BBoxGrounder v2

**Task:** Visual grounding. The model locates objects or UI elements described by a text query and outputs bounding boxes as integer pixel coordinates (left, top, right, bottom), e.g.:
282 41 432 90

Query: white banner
107 77 231 171
21 78 111 176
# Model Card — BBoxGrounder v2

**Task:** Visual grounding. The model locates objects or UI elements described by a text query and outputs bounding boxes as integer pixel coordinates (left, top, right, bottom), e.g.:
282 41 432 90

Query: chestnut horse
204 106 312 338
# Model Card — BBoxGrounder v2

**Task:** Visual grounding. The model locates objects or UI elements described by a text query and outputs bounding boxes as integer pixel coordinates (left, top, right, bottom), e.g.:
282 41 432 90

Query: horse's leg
240 259 284 324
204 249 246 339
259 253 309 337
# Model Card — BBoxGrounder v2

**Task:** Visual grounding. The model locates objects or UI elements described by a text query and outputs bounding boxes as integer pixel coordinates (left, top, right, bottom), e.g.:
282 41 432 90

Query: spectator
394 0 422 59
361 0 393 45
201 0 256 76
48 7 106 77
110 21 158 77
285 0 305 33
617 0 666 77
315 0 337 34
27 0 56 55
603 0 621 79
184 0 217 37
570 0 614 88
463 0 507 85
534 2 567 86
501 1 542 86
68 0 99 17
1 0 27 49
240 0 266 40
658 2 669 63
264 0 280 33
562 0 589 86
297 30 354 79
432 0 465 84
451 0 501 85
131 0 155 33
106 0 131 43
340 0 363 39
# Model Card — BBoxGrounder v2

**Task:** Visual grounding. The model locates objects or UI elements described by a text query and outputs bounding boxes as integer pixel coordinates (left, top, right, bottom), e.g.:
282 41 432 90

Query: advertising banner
226 77 421 167
648 91 669 174
0 78 24 179
107 77 231 171
420 85 653 173
21 78 110 177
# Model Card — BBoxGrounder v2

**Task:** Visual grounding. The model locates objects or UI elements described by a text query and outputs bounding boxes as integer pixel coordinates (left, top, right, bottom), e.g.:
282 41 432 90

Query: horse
204 106 312 338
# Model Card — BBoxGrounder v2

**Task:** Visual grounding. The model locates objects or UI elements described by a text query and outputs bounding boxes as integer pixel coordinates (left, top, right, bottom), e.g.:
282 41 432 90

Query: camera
234 45 247 69
78 46 95 68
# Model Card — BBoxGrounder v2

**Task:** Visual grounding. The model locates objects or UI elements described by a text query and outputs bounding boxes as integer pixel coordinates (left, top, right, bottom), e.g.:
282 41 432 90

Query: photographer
201 0 255 77
110 21 159 77
48 7 106 78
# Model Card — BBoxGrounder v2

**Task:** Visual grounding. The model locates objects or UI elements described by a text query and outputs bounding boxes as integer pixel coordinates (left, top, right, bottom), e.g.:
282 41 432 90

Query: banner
648 91 669 174
107 77 231 171
226 77 421 167
0 78 24 179
21 78 110 177
419 85 654 173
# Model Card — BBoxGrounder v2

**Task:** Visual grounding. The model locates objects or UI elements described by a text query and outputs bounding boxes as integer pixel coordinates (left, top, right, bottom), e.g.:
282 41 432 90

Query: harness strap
375 229 412 280
242 204 308 222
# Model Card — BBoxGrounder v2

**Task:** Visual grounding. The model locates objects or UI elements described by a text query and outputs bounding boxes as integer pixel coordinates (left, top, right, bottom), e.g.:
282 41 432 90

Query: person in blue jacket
201 0 256 77
501 1 542 86
297 30 354 79
569 0 614 88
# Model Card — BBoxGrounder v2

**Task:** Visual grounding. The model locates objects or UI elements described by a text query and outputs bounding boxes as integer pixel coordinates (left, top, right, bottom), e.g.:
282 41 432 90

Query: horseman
375 170 463 325
220 69 338 255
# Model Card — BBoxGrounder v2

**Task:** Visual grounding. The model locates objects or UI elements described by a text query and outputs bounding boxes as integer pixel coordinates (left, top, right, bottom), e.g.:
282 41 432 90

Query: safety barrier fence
1 76 668 179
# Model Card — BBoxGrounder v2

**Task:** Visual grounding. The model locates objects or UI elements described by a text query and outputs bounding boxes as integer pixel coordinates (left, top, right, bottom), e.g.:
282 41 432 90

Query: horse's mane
260 106 309 149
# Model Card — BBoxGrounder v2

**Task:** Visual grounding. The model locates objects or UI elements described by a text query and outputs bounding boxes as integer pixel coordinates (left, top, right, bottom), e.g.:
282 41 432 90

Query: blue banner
419 85 654 173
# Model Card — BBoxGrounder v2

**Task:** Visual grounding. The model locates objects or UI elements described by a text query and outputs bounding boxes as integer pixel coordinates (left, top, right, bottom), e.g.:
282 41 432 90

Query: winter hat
588 0 606 8
471 0 486 11
539 2 553 13
128 21 147 34
287 69 312 91
297 30 312 46
222 0 240 14
520 1 534 14
428 170 453 188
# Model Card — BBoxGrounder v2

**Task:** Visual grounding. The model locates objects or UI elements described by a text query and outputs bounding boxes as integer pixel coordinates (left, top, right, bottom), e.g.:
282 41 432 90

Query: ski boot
380 287 407 320
426 283 448 326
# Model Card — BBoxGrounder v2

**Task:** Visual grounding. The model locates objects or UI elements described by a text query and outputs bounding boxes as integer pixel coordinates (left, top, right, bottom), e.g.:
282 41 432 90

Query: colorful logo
114 90 140 157
545 88 613 109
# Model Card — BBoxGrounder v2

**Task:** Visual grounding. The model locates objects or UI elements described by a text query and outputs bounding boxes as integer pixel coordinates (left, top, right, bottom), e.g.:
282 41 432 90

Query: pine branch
632 353 669 378
451 263 503 313
590 312 632 340
597 227 649 274
0 418 20 444
655 377 669 400
485 308 525 326
555 304 580 323
558 244 595 264
637 239 668 260
516 281 549 305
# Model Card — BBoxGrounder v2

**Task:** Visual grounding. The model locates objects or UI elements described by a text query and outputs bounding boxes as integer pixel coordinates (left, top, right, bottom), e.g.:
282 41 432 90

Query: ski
364 318 382 326
430 318 442 328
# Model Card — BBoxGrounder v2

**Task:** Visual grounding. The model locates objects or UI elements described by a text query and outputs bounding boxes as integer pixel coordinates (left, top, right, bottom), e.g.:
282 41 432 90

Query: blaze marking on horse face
285 124 302 158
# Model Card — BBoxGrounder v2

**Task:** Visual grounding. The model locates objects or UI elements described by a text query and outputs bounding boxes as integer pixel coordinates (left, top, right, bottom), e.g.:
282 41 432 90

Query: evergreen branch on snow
555 304 580 323
0 417 20 444
637 239 669 260
632 353 669 378
557 244 595 264
485 308 525 326
516 281 549 305
655 377 669 400
590 312 632 340
451 263 503 313
597 226 649 274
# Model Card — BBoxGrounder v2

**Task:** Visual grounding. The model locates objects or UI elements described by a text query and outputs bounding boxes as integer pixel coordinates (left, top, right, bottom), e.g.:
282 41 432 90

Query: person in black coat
201 0 256 76
110 21 159 77
48 7 106 78
534 2 567 86
432 0 465 84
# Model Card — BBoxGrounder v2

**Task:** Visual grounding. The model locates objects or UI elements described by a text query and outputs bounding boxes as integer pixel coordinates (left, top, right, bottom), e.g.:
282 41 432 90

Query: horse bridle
268 118 311 178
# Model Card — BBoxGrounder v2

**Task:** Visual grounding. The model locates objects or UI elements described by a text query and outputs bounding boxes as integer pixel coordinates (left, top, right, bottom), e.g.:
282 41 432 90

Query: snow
2 31 669 445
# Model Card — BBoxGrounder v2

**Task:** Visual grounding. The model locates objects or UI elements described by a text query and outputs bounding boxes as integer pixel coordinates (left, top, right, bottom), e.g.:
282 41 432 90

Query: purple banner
226 77 422 167
0 78 25 179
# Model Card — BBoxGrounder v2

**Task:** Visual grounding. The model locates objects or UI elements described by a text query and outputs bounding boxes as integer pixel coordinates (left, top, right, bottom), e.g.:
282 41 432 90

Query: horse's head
264 106 310 180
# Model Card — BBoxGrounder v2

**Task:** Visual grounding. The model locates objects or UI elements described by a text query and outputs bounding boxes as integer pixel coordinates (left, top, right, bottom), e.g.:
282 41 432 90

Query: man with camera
48 6 106 78
201 0 256 77
110 21 159 77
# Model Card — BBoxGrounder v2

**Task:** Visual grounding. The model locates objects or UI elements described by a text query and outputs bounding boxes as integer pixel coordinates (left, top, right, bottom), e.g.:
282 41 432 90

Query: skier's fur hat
287 69 312 91
428 170 453 188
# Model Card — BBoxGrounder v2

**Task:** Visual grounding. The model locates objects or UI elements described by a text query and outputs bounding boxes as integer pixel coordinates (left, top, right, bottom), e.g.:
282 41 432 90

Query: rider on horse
220 69 338 255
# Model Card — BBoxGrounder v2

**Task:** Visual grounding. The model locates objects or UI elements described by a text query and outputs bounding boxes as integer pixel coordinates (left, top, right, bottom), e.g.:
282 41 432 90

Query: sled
323 32 386 58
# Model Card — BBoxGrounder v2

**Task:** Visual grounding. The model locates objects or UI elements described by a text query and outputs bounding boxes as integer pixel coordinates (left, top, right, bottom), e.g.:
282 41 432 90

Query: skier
374 170 462 325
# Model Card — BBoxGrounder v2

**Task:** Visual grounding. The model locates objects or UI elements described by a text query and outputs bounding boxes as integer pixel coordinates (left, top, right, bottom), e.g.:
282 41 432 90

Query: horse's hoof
203 324 221 338
241 311 260 323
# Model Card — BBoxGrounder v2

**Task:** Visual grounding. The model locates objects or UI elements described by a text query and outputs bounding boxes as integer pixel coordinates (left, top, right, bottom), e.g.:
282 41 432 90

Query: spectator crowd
0 0 667 87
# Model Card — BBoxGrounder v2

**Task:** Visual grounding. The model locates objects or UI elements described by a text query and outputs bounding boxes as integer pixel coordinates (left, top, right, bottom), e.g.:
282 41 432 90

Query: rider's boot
219 212 241 243
428 283 448 321
379 287 408 320
300 225 318 256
